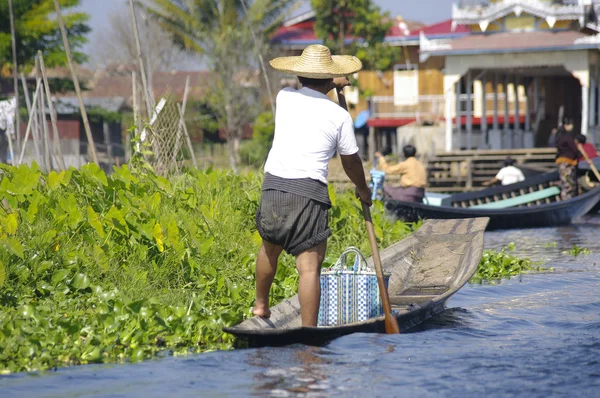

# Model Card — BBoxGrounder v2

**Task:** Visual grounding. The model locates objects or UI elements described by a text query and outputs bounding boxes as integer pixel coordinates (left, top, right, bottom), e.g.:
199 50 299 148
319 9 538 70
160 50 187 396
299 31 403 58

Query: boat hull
224 218 489 347
385 187 600 230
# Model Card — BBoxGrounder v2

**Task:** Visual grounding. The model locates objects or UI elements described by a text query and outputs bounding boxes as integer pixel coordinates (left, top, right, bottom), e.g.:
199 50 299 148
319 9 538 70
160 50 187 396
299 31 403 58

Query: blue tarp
354 110 370 129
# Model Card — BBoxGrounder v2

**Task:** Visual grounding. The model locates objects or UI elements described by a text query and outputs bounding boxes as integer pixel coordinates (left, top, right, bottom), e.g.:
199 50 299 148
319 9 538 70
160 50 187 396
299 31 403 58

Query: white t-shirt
495 165 525 186
263 87 359 184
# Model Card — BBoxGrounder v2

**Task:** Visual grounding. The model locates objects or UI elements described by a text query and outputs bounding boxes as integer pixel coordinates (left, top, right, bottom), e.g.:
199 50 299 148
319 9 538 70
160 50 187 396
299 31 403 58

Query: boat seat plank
469 186 561 209
389 295 438 306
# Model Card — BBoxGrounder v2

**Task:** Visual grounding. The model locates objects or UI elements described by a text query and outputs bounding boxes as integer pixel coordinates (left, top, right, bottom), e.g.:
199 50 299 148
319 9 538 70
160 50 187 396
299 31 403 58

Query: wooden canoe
386 171 600 230
223 218 489 347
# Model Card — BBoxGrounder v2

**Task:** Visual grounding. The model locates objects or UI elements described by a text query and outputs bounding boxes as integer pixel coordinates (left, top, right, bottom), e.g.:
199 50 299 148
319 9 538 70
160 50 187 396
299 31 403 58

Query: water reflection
251 346 330 397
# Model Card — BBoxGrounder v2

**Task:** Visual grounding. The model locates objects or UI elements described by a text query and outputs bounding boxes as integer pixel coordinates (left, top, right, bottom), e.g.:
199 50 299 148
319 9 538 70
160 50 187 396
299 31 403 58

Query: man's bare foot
252 305 271 318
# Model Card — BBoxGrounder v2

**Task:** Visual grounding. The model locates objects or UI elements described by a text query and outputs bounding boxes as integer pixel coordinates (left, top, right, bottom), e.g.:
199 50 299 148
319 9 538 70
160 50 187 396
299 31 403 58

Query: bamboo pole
128 0 153 118
8 0 21 156
38 81 52 168
36 58 51 171
18 82 42 165
177 103 198 168
132 71 141 135
38 51 66 170
53 0 98 165
20 73 43 167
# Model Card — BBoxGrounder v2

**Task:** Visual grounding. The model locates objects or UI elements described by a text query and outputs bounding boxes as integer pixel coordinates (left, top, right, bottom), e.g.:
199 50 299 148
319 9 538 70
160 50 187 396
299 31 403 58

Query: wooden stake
18 82 42 165
21 73 43 167
53 0 98 165
177 103 198 168
8 0 21 155
128 0 153 118
36 58 51 171
37 51 66 170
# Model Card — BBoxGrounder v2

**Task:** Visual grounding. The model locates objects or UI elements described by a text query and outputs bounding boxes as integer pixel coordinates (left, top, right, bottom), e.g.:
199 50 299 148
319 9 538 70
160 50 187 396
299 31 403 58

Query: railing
452 0 584 23
370 93 528 121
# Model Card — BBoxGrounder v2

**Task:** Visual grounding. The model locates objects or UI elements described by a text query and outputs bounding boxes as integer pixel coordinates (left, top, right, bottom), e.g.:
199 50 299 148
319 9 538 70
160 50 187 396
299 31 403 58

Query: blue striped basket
318 247 391 327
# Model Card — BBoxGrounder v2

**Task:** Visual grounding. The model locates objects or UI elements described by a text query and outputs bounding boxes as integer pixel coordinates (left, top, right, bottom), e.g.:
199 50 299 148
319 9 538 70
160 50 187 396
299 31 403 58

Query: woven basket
318 247 391 327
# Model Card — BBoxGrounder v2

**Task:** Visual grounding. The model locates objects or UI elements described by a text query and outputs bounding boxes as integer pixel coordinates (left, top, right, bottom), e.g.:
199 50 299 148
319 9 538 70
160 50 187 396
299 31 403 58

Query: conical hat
270 44 362 79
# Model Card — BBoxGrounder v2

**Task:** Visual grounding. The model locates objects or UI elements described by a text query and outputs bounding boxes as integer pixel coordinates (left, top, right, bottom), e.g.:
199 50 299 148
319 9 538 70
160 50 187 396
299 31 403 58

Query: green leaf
51 269 70 286
81 163 108 186
47 171 60 191
153 223 164 252
106 206 129 234
5 214 17 235
4 238 24 259
72 273 90 290
0 260 5 288
200 237 214 255
87 206 105 238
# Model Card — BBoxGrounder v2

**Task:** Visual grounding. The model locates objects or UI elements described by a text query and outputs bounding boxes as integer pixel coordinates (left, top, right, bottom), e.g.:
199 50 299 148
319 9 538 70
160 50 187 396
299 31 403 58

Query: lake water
2 217 600 397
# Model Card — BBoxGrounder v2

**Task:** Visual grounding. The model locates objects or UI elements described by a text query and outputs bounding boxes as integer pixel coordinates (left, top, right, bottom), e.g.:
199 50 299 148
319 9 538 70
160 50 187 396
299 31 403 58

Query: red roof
272 17 468 45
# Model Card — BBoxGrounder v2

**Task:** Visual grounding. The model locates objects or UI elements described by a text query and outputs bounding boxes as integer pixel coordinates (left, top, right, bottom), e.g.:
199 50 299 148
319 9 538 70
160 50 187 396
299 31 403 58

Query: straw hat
269 44 362 79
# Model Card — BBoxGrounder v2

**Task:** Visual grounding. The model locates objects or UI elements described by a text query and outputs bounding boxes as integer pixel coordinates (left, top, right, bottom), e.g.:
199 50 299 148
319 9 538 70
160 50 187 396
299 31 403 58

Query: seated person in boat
374 145 426 203
575 134 599 162
253 45 372 327
482 157 525 186
555 118 579 200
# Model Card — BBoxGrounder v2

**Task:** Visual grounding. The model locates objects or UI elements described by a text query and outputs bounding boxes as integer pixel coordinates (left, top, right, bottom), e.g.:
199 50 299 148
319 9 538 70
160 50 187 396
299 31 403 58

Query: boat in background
224 218 488 347
386 171 600 230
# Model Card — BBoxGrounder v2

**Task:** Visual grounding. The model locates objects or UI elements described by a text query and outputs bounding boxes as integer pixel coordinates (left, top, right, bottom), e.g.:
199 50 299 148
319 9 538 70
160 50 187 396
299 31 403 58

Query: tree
0 0 90 76
91 6 193 74
310 0 398 71
143 0 297 171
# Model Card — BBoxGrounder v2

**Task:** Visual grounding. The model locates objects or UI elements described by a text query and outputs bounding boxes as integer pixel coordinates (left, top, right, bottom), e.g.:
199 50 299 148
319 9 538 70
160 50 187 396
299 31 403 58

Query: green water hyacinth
0 163 415 373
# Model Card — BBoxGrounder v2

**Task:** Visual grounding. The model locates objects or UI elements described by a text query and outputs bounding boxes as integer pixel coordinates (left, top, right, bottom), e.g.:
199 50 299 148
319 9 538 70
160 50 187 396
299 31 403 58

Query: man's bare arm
341 153 372 206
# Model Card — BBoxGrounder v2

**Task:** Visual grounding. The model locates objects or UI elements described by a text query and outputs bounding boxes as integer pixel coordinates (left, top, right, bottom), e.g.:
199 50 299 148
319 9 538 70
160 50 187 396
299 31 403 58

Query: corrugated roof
52 97 127 114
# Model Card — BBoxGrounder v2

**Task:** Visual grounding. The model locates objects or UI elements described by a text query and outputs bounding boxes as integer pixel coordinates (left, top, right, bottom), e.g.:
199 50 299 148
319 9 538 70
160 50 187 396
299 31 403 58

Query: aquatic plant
471 243 545 283
563 245 591 257
0 163 414 373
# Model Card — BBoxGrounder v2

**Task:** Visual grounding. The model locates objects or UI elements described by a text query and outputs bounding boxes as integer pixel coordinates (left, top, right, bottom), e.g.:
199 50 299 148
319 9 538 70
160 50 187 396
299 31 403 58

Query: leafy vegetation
563 245 591 257
0 162 414 373
471 243 547 283
239 112 274 168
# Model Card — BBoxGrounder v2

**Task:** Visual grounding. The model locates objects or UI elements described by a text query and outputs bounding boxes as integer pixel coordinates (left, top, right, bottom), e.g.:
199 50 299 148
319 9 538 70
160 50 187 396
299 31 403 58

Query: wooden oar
577 143 600 182
335 85 399 334
362 202 400 334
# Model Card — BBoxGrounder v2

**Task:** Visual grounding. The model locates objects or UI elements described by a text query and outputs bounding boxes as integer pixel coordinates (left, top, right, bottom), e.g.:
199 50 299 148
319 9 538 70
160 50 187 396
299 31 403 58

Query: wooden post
8 0 21 156
482 74 487 147
53 0 98 165
582 80 589 137
455 80 461 149
525 79 531 132
466 70 473 150
589 66 596 144
38 52 66 169
367 126 375 162
128 0 153 118
504 75 510 149
17 82 42 165
514 76 520 148
177 103 198 168
493 72 499 131
20 73 43 166
103 121 112 160
36 59 51 171
444 82 453 152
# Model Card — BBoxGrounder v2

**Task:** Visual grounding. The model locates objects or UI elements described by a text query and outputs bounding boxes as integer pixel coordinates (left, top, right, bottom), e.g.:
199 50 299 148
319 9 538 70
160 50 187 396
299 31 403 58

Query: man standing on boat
253 45 372 327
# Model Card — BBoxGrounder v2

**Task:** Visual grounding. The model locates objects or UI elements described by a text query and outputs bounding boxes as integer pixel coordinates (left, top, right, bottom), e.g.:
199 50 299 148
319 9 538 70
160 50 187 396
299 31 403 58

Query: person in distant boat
575 134 599 162
374 144 427 203
482 157 525 186
253 45 372 327
555 117 579 199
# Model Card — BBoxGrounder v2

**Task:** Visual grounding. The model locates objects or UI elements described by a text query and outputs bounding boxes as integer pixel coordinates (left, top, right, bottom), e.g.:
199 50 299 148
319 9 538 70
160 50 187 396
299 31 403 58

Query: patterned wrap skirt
558 163 578 200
